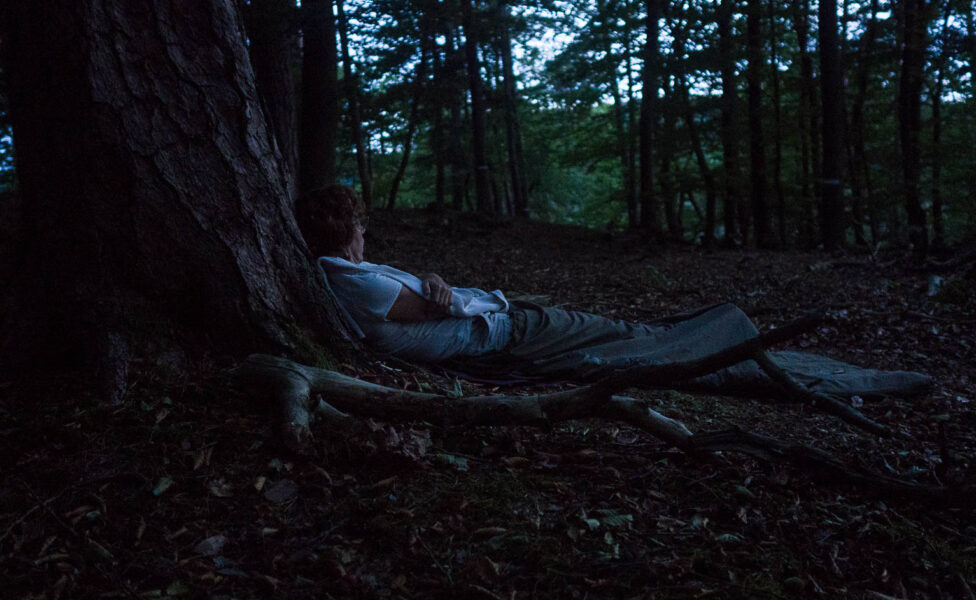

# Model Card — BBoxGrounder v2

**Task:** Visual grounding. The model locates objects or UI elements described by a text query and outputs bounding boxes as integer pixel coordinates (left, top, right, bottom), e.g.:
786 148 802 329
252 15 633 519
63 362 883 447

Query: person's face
345 216 367 263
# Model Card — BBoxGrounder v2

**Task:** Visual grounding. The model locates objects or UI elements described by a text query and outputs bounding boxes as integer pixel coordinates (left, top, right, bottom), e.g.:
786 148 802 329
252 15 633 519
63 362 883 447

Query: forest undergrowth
2 209 975 599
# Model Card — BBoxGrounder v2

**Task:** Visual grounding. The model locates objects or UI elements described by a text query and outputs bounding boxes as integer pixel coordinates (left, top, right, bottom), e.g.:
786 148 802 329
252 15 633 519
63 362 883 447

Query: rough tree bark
299 0 339 192
0 0 347 401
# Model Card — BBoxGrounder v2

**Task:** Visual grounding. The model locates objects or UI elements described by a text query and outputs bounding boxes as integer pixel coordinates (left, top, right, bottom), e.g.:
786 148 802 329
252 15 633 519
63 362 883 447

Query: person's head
296 185 367 262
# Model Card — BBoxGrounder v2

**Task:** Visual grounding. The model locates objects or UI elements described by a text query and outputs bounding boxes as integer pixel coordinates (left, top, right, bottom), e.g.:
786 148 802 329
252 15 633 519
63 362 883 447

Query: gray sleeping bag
447 302 933 399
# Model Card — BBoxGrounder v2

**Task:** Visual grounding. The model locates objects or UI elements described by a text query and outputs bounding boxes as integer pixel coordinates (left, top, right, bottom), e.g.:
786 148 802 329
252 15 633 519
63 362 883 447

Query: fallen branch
232 355 970 505
688 429 976 505
752 352 889 436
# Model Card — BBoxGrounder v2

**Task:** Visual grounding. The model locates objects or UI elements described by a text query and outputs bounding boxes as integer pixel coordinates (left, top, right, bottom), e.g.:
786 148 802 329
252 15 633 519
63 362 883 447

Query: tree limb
232 353 969 505
752 351 890 436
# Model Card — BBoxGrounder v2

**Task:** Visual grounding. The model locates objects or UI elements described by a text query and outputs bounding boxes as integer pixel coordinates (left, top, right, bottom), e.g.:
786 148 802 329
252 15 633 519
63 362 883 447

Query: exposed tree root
232 333 970 504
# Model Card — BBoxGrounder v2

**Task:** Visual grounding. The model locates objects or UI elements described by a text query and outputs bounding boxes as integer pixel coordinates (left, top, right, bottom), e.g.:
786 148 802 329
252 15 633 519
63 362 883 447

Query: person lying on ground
296 185 932 399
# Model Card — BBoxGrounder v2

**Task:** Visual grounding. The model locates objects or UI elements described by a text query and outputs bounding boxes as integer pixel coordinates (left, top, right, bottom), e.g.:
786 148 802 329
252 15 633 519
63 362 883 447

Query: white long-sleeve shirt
317 257 512 362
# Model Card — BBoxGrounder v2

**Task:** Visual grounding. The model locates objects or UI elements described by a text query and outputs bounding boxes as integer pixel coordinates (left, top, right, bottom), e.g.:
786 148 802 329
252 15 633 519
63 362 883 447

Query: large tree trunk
299 0 339 192
244 0 299 199
639 0 662 235
0 0 346 401
718 0 740 245
897 0 931 259
336 0 373 208
819 0 846 250
462 0 493 214
746 0 770 248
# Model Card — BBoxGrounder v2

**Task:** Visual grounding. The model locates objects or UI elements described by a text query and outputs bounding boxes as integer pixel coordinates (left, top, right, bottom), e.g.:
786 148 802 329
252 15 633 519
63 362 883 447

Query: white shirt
317 257 512 362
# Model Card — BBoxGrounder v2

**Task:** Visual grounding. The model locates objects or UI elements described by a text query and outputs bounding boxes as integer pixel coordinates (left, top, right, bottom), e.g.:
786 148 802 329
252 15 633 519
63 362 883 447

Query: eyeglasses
355 216 369 233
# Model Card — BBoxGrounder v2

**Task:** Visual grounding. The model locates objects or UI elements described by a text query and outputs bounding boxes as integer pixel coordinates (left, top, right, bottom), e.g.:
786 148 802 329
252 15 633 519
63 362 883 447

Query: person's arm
418 273 453 308
386 285 448 322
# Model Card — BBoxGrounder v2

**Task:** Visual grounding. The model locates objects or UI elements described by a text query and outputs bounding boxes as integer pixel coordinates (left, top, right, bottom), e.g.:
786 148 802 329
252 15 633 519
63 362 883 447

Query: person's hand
420 273 453 310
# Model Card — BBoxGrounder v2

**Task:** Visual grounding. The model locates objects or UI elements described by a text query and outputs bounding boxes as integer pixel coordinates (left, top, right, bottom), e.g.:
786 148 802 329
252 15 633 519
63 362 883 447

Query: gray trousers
449 302 932 399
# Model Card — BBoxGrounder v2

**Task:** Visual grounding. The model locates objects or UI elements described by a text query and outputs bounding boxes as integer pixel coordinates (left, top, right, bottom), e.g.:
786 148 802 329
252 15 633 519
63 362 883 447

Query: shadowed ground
2 209 974 599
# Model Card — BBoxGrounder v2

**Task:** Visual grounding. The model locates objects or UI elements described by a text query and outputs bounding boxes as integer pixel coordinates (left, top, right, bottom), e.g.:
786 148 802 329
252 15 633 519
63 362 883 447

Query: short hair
295 185 366 257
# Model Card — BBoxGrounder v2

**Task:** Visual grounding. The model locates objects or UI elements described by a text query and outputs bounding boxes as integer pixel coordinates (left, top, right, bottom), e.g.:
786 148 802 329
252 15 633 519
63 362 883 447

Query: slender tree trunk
610 69 636 228
639 0 662 235
792 0 817 247
244 0 299 200
931 0 952 251
626 29 639 228
0 0 343 400
819 0 846 249
498 1 529 217
299 0 339 192
386 57 426 210
337 0 373 208
462 0 493 213
431 40 447 209
601 0 636 228
660 75 680 239
838 0 866 246
719 0 740 245
445 29 467 211
747 0 770 247
897 0 931 259
769 0 786 246
849 0 880 245
968 5 976 99
673 7 713 245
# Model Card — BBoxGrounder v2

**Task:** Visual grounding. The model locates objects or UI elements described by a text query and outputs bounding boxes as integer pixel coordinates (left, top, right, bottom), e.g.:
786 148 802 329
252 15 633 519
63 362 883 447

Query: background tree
897 0 932 259
244 0 300 196
746 0 769 247
300 0 340 191
819 0 846 249
639 0 663 234
718 0 741 245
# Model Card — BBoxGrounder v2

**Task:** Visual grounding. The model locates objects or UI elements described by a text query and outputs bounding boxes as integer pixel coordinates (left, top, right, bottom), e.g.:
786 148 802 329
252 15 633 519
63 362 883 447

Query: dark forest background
2 3 976 598
2 0 975 254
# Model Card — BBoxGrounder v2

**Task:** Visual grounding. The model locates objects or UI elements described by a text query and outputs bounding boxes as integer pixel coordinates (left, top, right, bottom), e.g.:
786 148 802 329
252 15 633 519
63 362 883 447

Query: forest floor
2 209 976 599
